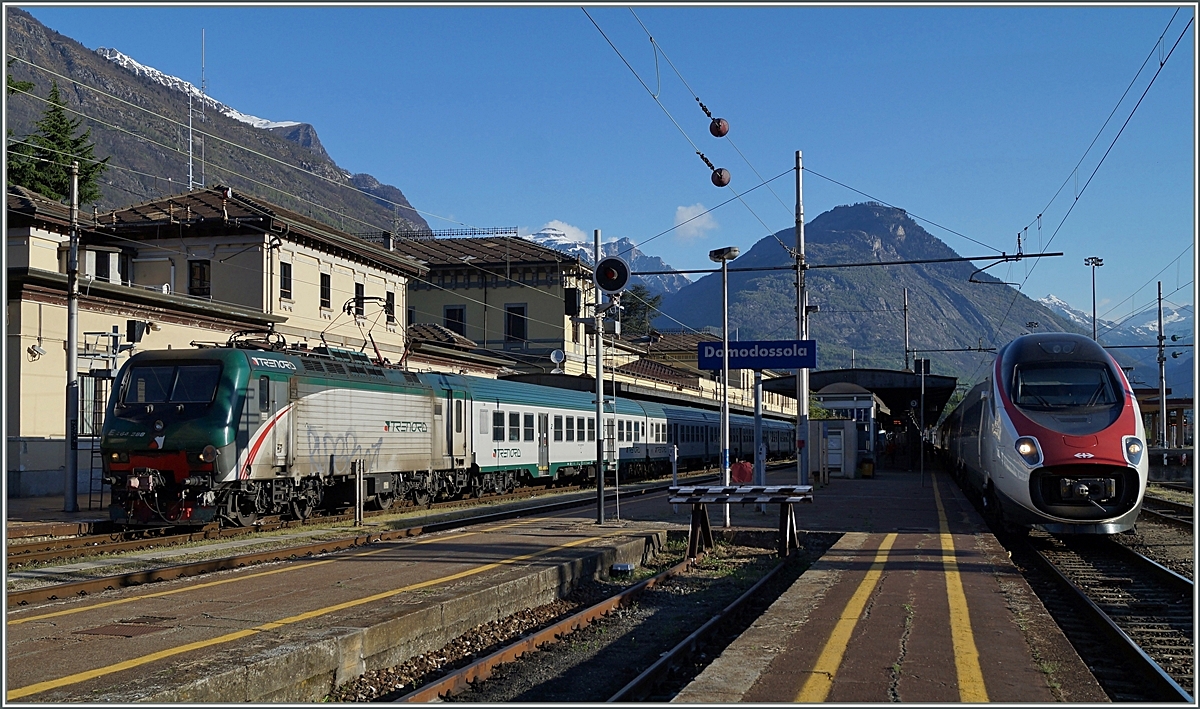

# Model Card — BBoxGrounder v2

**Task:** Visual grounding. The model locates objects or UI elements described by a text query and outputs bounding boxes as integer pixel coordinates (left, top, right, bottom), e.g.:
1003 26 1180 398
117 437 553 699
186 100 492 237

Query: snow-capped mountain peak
96 47 300 130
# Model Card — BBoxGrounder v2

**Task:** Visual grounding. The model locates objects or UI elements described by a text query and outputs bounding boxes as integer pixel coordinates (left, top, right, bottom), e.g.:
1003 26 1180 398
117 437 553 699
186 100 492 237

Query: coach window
554 415 564 442
524 413 534 441
566 416 575 441
633 421 640 443
455 400 463 433
492 411 505 441
617 420 624 442
509 412 521 441
587 417 595 442
576 417 585 442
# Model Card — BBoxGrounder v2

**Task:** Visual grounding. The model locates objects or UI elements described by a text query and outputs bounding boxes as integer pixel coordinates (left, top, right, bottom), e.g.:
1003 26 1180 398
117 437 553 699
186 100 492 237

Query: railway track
1140 495 1194 529
4 474 698 569
5 479 686 608
1154 481 1193 494
1028 533 1193 702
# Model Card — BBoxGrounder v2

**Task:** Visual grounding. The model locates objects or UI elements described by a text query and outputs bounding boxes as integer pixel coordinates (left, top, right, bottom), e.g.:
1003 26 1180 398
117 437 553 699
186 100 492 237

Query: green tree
619 283 662 337
7 80 108 202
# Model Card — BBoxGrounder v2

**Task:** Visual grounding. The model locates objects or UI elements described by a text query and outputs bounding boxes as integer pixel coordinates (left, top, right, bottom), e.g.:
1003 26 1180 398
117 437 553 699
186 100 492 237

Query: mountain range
1037 294 1192 394
5 8 427 234
525 228 691 295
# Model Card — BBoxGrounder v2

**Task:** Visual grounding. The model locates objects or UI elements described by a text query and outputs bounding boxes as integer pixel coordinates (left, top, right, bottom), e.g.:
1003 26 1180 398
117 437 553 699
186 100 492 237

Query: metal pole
721 257 731 528
755 369 765 513
354 461 363 526
920 363 926 488
671 444 678 515
595 229 605 524
1158 281 1168 448
1092 264 1097 340
795 150 809 487
903 288 910 370
64 162 80 512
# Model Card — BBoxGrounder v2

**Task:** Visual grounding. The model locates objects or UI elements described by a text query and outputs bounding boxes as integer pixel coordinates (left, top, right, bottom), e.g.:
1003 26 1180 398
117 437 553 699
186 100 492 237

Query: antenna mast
200 28 206 187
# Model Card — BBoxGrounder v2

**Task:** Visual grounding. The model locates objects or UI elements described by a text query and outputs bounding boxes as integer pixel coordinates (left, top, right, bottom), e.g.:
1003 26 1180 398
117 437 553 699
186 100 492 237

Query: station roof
390 236 588 271
765 367 958 427
93 186 427 278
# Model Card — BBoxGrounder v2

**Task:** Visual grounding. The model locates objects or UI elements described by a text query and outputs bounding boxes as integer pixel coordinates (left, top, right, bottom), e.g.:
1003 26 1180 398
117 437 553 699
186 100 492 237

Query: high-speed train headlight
198 444 219 463
1122 436 1144 466
1014 437 1042 466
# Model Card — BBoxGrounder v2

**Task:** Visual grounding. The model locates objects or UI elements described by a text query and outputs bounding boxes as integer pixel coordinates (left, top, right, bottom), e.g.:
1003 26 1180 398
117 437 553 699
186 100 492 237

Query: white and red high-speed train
939 333 1147 534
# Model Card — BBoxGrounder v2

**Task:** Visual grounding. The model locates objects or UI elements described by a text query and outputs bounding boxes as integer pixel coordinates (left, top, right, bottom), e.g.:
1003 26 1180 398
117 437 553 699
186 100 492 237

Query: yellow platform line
8 517 540 626
932 473 988 702
795 532 898 702
7 526 627 700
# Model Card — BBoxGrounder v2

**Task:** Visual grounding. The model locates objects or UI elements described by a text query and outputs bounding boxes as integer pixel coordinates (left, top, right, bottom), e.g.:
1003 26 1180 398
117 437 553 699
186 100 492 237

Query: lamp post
710 245 739 528
1084 256 1103 340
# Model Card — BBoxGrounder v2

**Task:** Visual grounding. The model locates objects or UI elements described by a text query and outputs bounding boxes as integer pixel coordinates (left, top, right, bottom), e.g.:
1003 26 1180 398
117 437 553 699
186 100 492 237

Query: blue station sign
697 340 816 371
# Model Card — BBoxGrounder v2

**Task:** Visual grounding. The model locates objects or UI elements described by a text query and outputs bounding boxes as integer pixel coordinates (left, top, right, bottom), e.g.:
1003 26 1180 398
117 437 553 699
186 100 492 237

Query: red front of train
967 333 1147 533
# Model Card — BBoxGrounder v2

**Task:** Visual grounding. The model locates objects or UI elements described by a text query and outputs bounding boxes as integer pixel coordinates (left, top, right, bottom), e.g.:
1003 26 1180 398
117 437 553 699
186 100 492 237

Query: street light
709 245 739 528
1084 256 1103 340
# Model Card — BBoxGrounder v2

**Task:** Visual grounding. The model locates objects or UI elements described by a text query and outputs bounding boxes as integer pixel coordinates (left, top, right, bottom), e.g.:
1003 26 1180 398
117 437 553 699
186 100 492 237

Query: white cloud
674 204 718 242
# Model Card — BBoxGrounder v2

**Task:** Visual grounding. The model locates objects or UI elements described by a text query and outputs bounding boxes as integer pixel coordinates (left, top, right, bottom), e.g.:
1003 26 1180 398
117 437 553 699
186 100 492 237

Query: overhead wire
983 14 1193 348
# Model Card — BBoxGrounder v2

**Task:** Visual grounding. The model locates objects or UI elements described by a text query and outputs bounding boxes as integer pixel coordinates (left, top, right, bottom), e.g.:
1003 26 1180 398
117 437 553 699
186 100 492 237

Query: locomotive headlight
1123 436 1144 466
198 445 219 463
109 451 129 463
1014 437 1042 466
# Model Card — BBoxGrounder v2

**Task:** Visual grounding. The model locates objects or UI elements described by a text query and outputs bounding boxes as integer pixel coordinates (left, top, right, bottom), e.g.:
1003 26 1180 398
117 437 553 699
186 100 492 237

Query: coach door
537 413 550 474
258 375 289 469
444 390 467 468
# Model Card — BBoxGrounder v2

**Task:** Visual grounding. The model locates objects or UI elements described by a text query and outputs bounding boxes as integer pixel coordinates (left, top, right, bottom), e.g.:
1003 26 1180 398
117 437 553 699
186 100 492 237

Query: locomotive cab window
121 364 222 406
1012 363 1121 410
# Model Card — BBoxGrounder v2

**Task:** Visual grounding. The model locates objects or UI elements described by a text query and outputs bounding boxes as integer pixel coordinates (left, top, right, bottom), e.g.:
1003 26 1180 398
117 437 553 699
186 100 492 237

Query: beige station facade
6 185 797 498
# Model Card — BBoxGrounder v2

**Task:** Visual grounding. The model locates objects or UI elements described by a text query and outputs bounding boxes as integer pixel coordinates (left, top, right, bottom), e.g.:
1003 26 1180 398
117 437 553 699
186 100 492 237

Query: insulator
709 118 729 138
711 168 731 187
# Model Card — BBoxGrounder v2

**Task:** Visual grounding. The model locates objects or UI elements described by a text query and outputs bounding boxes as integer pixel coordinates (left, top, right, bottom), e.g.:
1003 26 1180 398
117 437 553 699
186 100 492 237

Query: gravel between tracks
327 532 839 703
1114 515 1194 580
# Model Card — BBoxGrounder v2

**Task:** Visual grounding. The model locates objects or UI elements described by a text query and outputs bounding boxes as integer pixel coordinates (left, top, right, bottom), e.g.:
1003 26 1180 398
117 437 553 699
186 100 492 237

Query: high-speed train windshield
1010 362 1121 410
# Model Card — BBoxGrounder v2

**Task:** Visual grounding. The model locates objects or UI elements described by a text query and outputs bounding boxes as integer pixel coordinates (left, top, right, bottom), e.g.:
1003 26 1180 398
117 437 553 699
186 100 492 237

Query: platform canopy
764 368 958 429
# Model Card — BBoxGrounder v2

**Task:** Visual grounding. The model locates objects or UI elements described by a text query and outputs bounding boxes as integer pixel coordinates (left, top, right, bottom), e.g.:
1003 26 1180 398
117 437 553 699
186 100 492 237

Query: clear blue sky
18 4 1197 324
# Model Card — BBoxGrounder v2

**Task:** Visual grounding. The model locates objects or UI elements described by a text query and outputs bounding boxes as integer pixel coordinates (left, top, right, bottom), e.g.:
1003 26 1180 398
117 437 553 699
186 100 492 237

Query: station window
355 283 365 316
587 417 595 442
188 260 211 297
279 262 292 300
444 305 466 336
320 273 331 309
524 413 534 441
492 411 505 441
505 304 527 343
554 415 564 442
577 417 585 442
509 412 521 441
386 291 396 324
566 416 575 441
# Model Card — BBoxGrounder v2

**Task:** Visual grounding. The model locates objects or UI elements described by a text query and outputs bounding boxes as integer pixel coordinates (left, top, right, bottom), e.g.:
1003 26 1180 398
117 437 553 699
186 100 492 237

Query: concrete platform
5 494 111 539
672 465 1110 703
5 513 667 703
